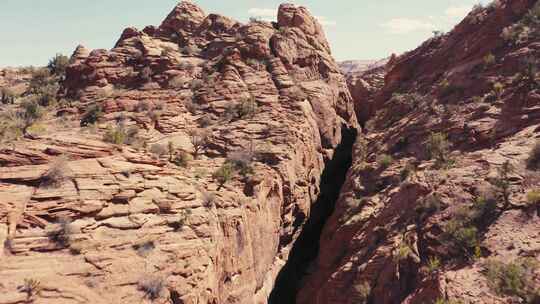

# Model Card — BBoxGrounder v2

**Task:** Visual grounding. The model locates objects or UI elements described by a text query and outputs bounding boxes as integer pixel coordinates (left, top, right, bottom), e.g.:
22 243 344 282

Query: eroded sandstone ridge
0 2 356 303
298 0 540 303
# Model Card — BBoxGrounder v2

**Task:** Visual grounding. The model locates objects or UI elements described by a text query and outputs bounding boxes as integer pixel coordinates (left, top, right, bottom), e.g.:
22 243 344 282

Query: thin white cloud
445 5 473 20
316 16 337 26
247 8 276 19
381 18 435 34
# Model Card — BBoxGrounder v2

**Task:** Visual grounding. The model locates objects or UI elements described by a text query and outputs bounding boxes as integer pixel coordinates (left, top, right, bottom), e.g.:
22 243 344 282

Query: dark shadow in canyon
268 126 357 304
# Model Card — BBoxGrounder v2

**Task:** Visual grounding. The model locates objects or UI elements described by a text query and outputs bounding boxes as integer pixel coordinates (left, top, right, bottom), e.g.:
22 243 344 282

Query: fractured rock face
298 1 540 303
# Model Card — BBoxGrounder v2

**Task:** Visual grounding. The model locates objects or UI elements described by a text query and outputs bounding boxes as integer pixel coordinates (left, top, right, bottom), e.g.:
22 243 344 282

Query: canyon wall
298 0 540 303
0 2 357 304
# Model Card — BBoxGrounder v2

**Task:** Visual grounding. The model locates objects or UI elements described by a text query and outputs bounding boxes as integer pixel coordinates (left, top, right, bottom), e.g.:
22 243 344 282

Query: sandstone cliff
0 2 357 304
298 1 540 303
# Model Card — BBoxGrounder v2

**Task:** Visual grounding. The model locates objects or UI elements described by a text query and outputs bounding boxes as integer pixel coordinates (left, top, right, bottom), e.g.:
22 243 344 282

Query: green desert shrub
492 160 514 209
47 53 70 77
443 219 479 258
483 258 539 302
0 100 44 141
80 104 103 126
28 68 54 94
426 256 442 274
492 82 504 99
526 141 540 170
213 162 235 187
483 53 496 67
415 194 442 220
376 154 393 169
103 125 126 145
172 151 193 168
224 96 258 120
227 150 255 176
526 189 540 206
400 162 416 181
426 132 452 168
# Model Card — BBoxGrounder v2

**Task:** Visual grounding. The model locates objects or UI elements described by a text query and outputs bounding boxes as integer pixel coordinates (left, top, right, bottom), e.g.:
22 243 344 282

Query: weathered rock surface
298 1 540 303
0 2 357 304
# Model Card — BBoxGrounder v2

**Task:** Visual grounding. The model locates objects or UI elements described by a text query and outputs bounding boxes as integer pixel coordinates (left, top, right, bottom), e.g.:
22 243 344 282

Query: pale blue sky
0 0 490 67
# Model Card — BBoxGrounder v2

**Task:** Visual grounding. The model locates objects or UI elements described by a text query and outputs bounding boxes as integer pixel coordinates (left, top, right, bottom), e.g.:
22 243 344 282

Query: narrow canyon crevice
268 126 358 304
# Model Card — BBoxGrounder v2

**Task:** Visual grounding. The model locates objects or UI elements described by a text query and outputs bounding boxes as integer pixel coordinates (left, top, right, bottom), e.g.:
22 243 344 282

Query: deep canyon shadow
268 126 357 304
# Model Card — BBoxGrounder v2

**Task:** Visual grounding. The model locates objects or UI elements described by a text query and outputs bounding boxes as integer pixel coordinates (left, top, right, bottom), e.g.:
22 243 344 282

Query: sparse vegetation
501 2 540 45
80 104 103 126
213 162 235 187
426 256 442 274
377 154 393 169
415 194 442 221
353 281 371 304
394 242 412 262
227 150 255 176
224 96 259 120
19 278 42 302
172 151 193 167
41 157 71 188
0 99 45 141
443 218 479 260
190 79 204 91
526 141 540 170
526 189 540 209
492 160 514 210
103 124 126 145
483 258 539 303
400 162 416 181
133 240 155 257
47 217 76 247
138 276 165 301
426 132 452 168
47 53 70 77
201 190 216 207
492 82 504 99
483 53 496 68
189 128 211 158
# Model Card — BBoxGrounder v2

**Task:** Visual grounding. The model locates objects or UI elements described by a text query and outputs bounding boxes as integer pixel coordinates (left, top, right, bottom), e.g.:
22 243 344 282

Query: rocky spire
159 1 206 33
277 3 330 52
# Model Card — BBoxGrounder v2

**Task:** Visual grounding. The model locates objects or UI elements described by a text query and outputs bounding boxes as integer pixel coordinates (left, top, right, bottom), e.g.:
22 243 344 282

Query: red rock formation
0 2 357 304
298 1 540 303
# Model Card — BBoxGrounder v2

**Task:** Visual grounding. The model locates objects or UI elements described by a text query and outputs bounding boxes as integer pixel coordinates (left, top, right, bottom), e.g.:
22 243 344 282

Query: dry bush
189 128 211 158
41 157 71 188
